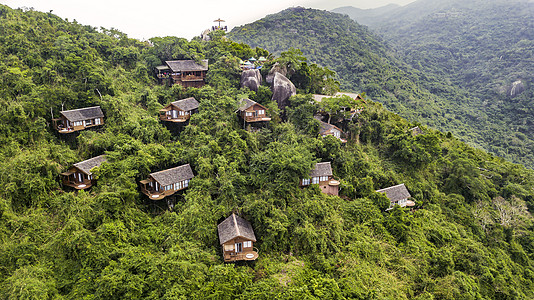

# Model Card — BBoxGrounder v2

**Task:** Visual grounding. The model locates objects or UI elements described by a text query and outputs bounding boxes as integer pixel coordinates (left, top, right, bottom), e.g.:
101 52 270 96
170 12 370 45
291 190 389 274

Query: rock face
509 80 525 98
240 69 262 92
266 62 287 85
271 72 296 110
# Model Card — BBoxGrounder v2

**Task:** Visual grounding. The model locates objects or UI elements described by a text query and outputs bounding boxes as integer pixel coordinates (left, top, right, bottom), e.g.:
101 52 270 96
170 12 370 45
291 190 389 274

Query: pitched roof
238 98 262 111
165 59 208 72
310 162 333 177
218 213 257 245
319 121 342 135
61 106 104 122
73 155 107 175
376 184 412 202
171 97 199 111
150 164 194 187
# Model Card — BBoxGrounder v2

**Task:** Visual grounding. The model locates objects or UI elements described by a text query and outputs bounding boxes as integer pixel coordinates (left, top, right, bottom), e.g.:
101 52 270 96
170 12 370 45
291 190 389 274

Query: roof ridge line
233 214 241 237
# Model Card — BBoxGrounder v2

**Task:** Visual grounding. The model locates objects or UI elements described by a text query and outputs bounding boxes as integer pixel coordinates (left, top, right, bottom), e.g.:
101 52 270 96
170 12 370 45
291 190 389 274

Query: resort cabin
155 65 171 83
376 183 415 211
53 106 104 134
164 59 208 88
159 97 199 123
301 162 340 196
218 213 258 262
61 155 107 190
139 164 194 200
319 121 347 143
237 99 271 123
409 126 424 136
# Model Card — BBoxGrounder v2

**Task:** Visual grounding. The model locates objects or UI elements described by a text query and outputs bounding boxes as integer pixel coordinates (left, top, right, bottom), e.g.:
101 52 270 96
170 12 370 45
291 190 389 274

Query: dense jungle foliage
228 5 534 169
1 4 534 299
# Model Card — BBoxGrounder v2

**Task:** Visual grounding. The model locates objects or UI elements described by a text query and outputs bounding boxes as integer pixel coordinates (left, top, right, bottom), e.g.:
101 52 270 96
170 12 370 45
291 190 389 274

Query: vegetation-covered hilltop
228 6 534 169
1 4 534 299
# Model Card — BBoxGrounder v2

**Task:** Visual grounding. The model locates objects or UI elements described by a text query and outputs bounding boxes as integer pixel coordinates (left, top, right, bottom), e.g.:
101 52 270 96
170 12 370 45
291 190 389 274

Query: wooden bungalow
237 98 271 123
164 59 208 88
301 162 340 196
159 97 199 123
139 164 194 200
218 213 258 262
376 183 415 211
61 155 107 190
319 121 347 143
53 106 104 134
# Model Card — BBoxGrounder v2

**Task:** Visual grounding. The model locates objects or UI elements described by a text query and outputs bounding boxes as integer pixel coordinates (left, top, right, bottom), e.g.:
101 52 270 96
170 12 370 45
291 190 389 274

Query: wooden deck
244 116 271 123
62 179 93 190
223 250 259 262
159 115 189 123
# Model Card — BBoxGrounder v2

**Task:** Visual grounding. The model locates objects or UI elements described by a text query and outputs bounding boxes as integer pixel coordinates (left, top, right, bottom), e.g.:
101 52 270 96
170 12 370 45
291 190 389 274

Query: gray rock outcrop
271 72 296 110
509 80 525 98
266 62 287 85
240 69 262 92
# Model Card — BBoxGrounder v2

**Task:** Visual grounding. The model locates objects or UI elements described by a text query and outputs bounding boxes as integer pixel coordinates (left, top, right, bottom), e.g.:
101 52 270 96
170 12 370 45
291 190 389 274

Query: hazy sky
1 0 416 40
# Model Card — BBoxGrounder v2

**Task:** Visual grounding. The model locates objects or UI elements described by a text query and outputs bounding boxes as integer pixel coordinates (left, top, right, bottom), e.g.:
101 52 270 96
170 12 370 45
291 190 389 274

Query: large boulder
240 69 262 92
509 80 525 98
266 62 287 85
272 72 296 110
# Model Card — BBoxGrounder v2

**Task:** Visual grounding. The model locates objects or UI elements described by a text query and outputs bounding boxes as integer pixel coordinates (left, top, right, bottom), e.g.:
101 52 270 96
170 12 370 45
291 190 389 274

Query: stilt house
218 213 259 262
61 155 107 190
376 183 415 211
301 162 340 196
237 98 271 123
163 60 208 88
319 121 347 143
159 97 199 123
139 164 194 200
53 106 104 133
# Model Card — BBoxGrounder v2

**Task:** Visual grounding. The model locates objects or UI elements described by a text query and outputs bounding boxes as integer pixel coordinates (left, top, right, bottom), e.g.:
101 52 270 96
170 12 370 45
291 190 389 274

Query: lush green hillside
1 4 534 299
228 7 534 169
334 0 534 168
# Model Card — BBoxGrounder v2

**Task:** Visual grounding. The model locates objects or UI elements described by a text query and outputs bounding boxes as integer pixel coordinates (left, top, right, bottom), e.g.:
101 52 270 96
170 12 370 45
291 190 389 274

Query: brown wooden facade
319 121 347 143
61 155 107 190
139 164 194 200
218 214 258 262
300 162 340 196
161 60 208 88
53 106 104 134
159 97 199 123
237 98 271 123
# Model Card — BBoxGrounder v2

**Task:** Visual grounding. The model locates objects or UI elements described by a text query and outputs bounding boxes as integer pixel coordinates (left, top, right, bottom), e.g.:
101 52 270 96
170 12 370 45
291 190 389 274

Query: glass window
184 179 189 187
95 118 101 125
312 177 320 184
246 112 253 117
243 241 252 248
257 109 265 115
302 179 310 186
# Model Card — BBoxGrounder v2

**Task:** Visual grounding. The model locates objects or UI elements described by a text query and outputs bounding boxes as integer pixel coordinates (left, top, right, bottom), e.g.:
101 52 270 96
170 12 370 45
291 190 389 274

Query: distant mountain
331 4 400 26
229 6 534 168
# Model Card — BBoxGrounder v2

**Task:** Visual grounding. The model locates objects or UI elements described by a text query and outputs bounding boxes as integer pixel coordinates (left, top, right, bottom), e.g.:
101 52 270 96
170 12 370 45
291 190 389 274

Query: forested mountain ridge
228 6 534 169
333 0 534 168
1 4 534 299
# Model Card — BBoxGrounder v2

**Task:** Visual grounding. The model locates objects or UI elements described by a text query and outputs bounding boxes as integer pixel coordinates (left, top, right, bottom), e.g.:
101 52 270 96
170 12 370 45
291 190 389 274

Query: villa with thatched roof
53 106 104 133
376 183 415 211
139 164 194 200
218 213 258 262
61 155 107 190
155 60 208 88
159 97 199 123
301 162 340 196
237 98 271 123
319 121 347 143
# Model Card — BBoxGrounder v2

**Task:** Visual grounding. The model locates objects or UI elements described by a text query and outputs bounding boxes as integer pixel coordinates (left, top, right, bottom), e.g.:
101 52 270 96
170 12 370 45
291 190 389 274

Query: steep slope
331 4 400 26
334 0 534 167
1 4 534 299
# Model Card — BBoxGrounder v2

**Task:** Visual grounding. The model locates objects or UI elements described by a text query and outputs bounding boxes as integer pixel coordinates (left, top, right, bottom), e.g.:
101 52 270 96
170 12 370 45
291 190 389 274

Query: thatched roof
238 98 262 111
171 97 199 111
73 155 107 175
319 121 342 135
150 164 194 186
310 162 333 177
218 213 256 245
376 184 411 202
165 59 208 72
61 106 104 122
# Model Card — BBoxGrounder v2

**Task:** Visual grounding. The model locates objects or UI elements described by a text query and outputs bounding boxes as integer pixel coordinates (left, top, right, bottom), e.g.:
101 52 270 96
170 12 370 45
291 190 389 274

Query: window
320 176 329 182
95 118 101 125
165 185 172 191
312 177 320 184
333 130 340 138
184 179 189 187
257 109 265 115
302 178 310 186
74 121 83 127
179 110 185 116
243 241 252 248
85 119 92 126
246 112 253 117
